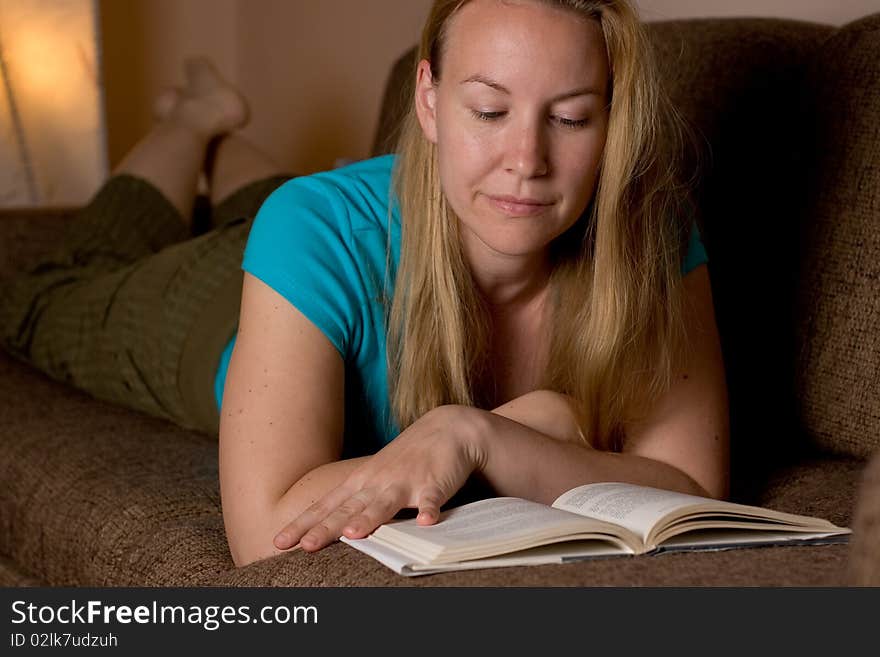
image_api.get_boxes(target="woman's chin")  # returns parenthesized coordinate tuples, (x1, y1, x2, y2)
(463, 229, 558, 261)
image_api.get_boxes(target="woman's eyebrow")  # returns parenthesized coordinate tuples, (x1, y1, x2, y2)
(460, 74, 603, 101)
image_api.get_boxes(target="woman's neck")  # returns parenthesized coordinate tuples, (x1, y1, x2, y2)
(463, 239, 552, 310)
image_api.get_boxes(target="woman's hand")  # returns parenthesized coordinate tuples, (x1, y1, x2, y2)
(272, 404, 488, 552)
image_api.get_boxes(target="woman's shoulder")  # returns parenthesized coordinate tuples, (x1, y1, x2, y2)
(325, 154, 396, 180)
(262, 154, 397, 231)
(270, 154, 395, 200)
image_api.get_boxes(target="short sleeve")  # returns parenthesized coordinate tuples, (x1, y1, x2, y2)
(242, 177, 365, 358)
(681, 220, 709, 276)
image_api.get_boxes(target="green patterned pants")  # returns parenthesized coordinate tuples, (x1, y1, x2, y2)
(0, 174, 290, 435)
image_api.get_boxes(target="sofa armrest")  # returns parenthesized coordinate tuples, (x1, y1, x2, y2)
(848, 449, 880, 585)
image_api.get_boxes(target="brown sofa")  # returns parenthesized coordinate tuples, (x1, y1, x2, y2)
(2, 14, 879, 587)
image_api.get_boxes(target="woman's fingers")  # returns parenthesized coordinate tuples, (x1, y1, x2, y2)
(299, 492, 372, 551)
(276, 482, 449, 552)
(273, 485, 361, 550)
(342, 490, 404, 538)
(416, 485, 445, 525)
(273, 407, 483, 553)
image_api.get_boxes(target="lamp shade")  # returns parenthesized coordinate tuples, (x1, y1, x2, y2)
(0, 0, 107, 207)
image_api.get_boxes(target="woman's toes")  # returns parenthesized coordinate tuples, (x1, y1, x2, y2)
(179, 58, 250, 134)
(184, 57, 227, 95)
(152, 87, 182, 122)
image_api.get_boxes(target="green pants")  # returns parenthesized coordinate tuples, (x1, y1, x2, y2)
(0, 174, 290, 435)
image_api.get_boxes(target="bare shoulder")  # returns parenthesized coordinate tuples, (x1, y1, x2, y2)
(622, 264, 730, 499)
(221, 272, 345, 465)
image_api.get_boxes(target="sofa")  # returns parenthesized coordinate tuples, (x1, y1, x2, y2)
(1, 13, 879, 587)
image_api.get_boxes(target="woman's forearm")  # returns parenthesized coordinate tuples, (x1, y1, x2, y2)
(489, 390, 588, 445)
(231, 455, 371, 566)
(472, 409, 709, 505)
(237, 390, 704, 564)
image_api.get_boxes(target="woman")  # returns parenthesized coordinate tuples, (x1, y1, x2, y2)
(0, 0, 729, 569)
(223, 0, 728, 566)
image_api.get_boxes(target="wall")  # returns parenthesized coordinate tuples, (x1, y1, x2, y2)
(100, 0, 431, 175)
(100, 0, 878, 177)
(99, 0, 239, 172)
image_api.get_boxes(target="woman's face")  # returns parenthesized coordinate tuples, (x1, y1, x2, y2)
(415, 0, 610, 262)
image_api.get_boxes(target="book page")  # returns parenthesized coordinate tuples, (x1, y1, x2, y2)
(374, 497, 614, 549)
(341, 536, 627, 577)
(552, 482, 712, 541)
(655, 527, 851, 552)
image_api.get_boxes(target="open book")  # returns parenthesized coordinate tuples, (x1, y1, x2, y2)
(340, 482, 851, 576)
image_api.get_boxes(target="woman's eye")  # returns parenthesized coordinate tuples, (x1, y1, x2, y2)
(471, 110, 505, 122)
(553, 116, 589, 129)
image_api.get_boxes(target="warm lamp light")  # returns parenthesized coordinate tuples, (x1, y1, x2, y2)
(0, 30, 37, 204)
(0, 0, 107, 207)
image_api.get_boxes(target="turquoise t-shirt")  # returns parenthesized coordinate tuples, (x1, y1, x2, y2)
(213, 154, 708, 453)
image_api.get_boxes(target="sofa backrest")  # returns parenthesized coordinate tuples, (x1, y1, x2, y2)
(791, 13, 880, 461)
(370, 14, 880, 492)
(645, 19, 832, 490)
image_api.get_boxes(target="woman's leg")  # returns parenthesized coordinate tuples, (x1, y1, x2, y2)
(1, 215, 253, 434)
(208, 134, 287, 210)
(0, 59, 261, 434)
(116, 58, 249, 223)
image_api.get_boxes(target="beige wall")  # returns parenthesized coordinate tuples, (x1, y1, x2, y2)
(100, 0, 878, 175)
(101, 0, 430, 174)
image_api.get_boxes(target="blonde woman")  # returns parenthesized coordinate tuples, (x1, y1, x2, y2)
(224, 0, 728, 566)
(0, 0, 729, 569)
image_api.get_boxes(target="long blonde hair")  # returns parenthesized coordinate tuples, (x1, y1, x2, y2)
(388, 0, 693, 451)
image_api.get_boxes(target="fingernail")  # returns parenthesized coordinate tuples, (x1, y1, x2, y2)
(274, 532, 289, 548)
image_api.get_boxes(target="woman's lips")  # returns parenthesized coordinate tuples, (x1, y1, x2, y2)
(486, 194, 554, 217)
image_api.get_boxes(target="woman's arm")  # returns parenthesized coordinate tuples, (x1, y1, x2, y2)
(219, 273, 370, 567)
(476, 263, 729, 502)
(222, 281, 588, 566)
(489, 390, 589, 446)
(273, 264, 728, 552)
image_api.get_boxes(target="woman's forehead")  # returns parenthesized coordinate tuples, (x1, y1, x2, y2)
(441, 0, 608, 94)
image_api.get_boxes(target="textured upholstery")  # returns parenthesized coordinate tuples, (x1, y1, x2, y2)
(0, 342, 863, 585)
(791, 14, 880, 459)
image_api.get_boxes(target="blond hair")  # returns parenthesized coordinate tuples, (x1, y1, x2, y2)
(388, 0, 694, 451)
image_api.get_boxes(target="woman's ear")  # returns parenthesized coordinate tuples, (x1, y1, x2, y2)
(414, 59, 438, 144)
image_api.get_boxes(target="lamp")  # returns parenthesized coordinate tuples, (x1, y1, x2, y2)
(0, 31, 37, 204)
(0, 0, 107, 208)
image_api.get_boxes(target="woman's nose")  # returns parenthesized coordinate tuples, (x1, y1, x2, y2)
(504, 122, 549, 178)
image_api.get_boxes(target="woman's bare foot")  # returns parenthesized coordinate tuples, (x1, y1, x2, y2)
(152, 86, 182, 122)
(160, 58, 249, 140)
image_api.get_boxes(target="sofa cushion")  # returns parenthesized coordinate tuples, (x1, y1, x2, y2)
(792, 14, 880, 459)
(0, 345, 864, 586)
